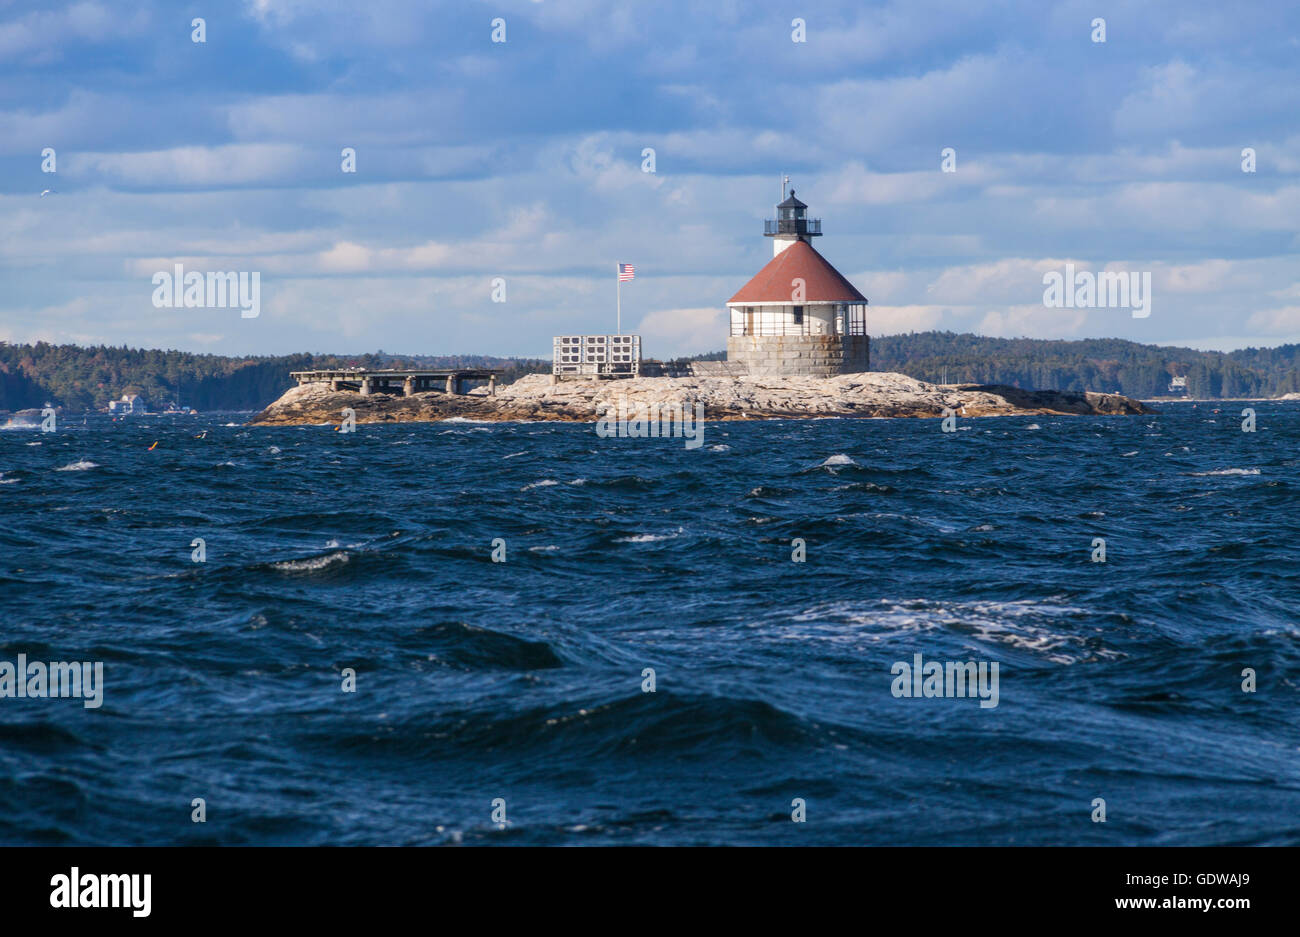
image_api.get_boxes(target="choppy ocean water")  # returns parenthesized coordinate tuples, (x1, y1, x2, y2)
(1, 402, 1297, 846)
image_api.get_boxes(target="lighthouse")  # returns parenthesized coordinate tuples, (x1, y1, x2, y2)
(724, 186, 869, 376)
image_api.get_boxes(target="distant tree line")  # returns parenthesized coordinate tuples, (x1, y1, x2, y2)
(867, 332, 1300, 398)
(0, 342, 550, 412)
(5, 333, 1296, 411)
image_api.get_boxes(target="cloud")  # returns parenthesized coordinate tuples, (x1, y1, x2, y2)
(867, 305, 947, 334)
(978, 304, 1090, 339)
(1246, 305, 1300, 334)
(75, 145, 307, 187)
(635, 307, 727, 357)
(2, 1, 1299, 357)
(0, 2, 144, 65)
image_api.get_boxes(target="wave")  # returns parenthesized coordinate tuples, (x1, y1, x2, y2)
(395, 621, 564, 671)
(584, 474, 655, 490)
(306, 691, 817, 762)
(746, 485, 795, 498)
(1186, 468, 1260, 477)
(521, 479, 559, 491)
(54, 460, 98, 472)
(269, 550, 351, 573)
(830, 481, 896, 493)
(614, 528, 683, 543)
(786, 597, 1125, 666)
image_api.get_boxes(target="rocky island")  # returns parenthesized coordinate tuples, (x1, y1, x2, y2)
(246, 186, 1158, 429)
(247, 372, 1154, 426)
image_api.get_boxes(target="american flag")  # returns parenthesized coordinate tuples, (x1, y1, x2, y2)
(618, 263, 635, 282)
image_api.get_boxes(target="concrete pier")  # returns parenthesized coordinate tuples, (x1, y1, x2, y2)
(290, 368, 500, 396)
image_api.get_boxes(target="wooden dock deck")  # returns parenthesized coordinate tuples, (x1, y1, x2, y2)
(290, 368, 500, 396)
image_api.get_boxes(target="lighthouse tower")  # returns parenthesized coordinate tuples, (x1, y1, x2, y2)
(724, 186, 869, 376)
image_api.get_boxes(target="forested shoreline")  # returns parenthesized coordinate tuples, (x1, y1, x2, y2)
(2, 332, 1296, 412)
(867, 332, 1300, 399)
(0, 344, 550, 412)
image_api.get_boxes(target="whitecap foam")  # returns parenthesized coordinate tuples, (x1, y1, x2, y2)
(785, 597, 1123, 665)
(1188, 468, 1260, 477)
(615, 527, 683, 543)
(821, 454, 855, 467)
(55, 460, 98, 471)
(521, 479, 559, 491)
(271, 551, 350, 573)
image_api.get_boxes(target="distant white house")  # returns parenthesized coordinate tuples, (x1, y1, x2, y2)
(108, 393, 145, 415)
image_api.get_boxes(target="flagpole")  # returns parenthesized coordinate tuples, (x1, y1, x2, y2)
(616, 266, 621, 335)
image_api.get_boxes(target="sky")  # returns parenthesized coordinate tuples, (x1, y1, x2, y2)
(1, 0, 1298, 360)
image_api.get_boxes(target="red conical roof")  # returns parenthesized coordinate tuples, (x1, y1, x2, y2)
(727, 240, 867, 305)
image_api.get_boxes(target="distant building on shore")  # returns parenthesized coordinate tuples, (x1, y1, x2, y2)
(108, 393, 144, 415)
(725, 186, 869, 376)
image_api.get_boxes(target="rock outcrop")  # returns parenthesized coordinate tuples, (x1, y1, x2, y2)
(248, 372, 1155, 426)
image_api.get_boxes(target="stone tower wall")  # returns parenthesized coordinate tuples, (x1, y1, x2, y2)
(725, 335, 869, 377)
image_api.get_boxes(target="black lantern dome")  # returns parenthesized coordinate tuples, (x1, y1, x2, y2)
(765, 188, 821, 238)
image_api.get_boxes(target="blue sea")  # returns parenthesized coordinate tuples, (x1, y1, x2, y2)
(2, 402, 1297, 845)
